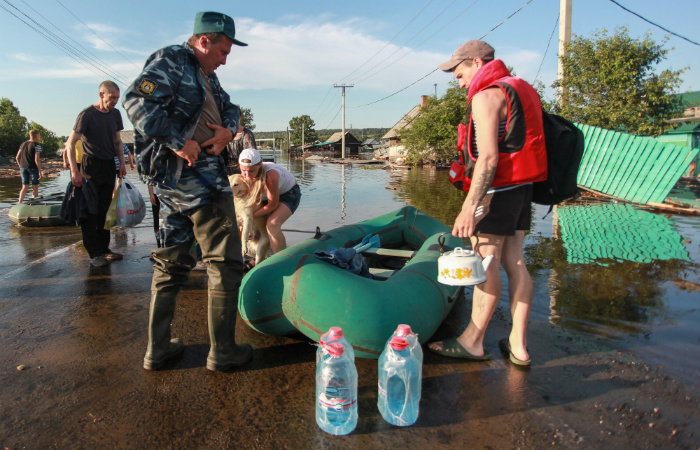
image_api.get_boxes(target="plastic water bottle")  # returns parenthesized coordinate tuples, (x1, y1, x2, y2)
(316, 326, 355, 365)
(378, 336, 422, 426)
(392, 324, 423, 362)
(316, 342, 358, 435)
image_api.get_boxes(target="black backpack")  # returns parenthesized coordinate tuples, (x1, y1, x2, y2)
(532, 112, 585, 206)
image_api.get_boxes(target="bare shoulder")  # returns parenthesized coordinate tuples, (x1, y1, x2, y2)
(473, 87, 508, 121)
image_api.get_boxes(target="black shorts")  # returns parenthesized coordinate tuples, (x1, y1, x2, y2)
(474, 184, 532, 236)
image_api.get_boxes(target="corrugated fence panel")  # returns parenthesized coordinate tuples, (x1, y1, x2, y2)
(576, 124, 699, 204)
(557, 203, 690, 264)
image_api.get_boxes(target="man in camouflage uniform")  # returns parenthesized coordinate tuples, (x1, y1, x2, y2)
(123, 11, 252, 371)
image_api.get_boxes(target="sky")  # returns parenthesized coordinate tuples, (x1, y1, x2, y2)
(1, 0, 698, 138)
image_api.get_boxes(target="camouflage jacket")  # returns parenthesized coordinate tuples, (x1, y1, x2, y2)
(122, 43, 240, 200)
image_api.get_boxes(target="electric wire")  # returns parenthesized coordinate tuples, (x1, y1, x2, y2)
(351, 0, 534, 109)
(352, 0, 482, 85)
(534, 14, 559, 83)
(0, 2, 131, 86)
(313, 0, 437, 121)
(54, 0, 143, 68)
(608, 0, 699, 47)
(16, 0, 132, 84)
(348, 0, 459, 85)
(322, 107, 342, 130)
(338, 0, 435, 84)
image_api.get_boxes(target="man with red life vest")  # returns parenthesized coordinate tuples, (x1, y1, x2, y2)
(429, 40, 547, 366)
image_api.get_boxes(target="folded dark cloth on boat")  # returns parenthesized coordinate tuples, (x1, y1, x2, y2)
(314, 247, 373, 279)
(59, 179, 99, 226)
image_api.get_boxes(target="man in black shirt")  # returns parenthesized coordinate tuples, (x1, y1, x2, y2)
(16, 129, 42, 204)
(65, 80, 126, 267)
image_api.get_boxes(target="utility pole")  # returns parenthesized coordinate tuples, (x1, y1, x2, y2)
(334, 84, 353, 159)
(434, 83, 437, 98)
(301, 121, 305, 153)
(558, 0, 572, 106)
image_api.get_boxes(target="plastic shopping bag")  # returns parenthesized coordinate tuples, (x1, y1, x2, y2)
(104, 178, 122, 229)
(115, 178, 146, 227)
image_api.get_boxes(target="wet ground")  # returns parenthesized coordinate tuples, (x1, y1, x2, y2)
(1, 163, 699, 449)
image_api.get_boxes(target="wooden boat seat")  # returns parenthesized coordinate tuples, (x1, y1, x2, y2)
(361, 247, 415, 258)
(368, 267, 396, 280)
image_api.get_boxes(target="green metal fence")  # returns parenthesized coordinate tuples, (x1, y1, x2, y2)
(577, 124, 699, 204)
(557, 203, 690, 265)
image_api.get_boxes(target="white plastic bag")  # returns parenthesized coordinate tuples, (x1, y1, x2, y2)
(115, 178, 146, 227)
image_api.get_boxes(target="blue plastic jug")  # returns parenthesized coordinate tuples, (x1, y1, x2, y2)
(316, 342, 358, 435)
(378, 335, 422, 426)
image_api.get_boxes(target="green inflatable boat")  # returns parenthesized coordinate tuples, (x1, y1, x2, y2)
(238, 206, 463, 358)
(8, 194, 68, 227)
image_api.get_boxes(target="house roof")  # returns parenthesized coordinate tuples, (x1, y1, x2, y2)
(315, 131, 361, 146)
(676, 91, 700, 107)
(382, 104, 422, 140)
(361, 138, 379, 146)
(667, 122, 700, 134)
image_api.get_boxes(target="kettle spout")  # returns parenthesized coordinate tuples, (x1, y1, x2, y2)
(482, 255, 494, 272)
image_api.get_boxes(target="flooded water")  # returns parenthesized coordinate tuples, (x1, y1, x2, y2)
(1, 156, 699, 385)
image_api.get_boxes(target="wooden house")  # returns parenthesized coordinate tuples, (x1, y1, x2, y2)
(313, 131, 361, 155)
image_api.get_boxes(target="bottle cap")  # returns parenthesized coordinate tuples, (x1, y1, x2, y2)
(389, 336, 409, 351)
(328, 326, 343, 338)
(396, 324, 412, 336)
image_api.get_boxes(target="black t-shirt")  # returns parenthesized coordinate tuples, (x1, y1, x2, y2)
(74, 106, 124, 160)
(17, 140, 42, 169)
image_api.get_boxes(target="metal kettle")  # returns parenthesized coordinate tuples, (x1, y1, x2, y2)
(437, 234, 493, 286)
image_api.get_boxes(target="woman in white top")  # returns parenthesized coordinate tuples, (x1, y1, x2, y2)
(238, 148, 302, 254)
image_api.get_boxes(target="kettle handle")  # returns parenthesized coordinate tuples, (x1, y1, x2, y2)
(439, 232, 481, 253)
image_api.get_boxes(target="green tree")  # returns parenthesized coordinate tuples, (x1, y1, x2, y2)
(289, 115, 317, 145)
(29, 121, 61, 157)
(401, 80, 466, 164)
(554, 27, 684, 136)
(240, 107, 256, 131)
(0, 98, 29, 157)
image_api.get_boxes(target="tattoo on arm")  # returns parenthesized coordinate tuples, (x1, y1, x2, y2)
(469, 164, 496, 205)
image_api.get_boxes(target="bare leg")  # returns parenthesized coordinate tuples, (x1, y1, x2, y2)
(18, 185, 29, 204)
(429, 234, 504, 356)
(501, 230, 532, 362)
(32, 185, 39, 199)
(266, 203, 293, 254)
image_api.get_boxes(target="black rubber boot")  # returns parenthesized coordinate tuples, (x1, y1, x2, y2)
(143, 292, 185, 370)
(206, 290, 253, 371)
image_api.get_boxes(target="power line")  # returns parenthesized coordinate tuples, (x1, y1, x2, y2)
(323, 107, 342, 130)
(16, 0, 132, 83)
(338, 0, 435, 84)
(53, 0, 143, 68)
(0, 1, 131, 85)
(352, 0, 482, 85)
(608, 0, 699, 47)
(350, 0, 535, 108)
(348, 0, 459, 85)
(534, 14, 559, 82)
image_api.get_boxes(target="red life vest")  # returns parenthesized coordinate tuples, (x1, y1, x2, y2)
(449, 60, 547, 192)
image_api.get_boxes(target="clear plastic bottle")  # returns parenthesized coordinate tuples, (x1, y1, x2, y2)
(392, 324, 423, 362)
(316, 326, 355, 365)
(316, 342, 358, 435)
(377, 336, 422, 426)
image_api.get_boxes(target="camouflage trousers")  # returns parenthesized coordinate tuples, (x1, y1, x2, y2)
(151, 193, 243, 295)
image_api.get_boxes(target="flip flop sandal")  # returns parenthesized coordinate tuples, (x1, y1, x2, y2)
(499, 338, 531, 367)
(429, 337, 492, 361)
